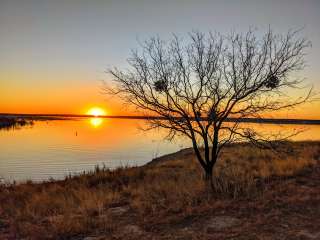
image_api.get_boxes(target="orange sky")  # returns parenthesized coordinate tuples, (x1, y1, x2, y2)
(0, 63, 318, 119)
(1, 76, 319, 119)
(0, 68, 129, 116)
(0, 66, 318, 118)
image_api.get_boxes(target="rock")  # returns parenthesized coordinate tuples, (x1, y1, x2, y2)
(108, 206, 129, 215)
(206, 216, 240, 233)
(297, 230, 320, 239)
(123, 225, 143, 235)
(83, 237, 105, 240)
(114, 225, 145, 238)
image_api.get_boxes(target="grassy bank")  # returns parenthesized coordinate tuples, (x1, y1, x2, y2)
(0, 141, 320, 239)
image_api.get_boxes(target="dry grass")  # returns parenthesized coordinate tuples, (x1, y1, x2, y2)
(0, 141, 319, 239)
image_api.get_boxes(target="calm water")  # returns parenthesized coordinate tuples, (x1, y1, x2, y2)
(1, 118, 320, 182)
(0, 118, 189, 182)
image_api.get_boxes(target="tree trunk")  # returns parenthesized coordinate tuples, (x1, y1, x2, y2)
(204, 164, 214, 191)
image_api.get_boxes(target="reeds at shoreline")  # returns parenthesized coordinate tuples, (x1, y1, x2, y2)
(0, 117, 33, 130)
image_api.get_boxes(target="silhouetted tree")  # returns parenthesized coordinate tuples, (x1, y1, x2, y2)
(106, 29, 312, 186)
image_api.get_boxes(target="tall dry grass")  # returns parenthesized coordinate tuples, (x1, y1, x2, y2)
(0, 141, 319, 239)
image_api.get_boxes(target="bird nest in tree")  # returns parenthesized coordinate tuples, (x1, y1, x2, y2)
(264, 75, 280, 89)
(154, 80, 168, 92)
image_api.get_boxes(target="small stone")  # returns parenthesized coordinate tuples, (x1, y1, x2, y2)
(108, 206, 129, 215)
(83, 237, 105, 240)
(206, 216, 240, 233)
(297, 230, 320, 239)
(123, 225, 143, 235)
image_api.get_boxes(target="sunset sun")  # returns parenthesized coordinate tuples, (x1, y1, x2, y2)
(86, 107, 107, 117)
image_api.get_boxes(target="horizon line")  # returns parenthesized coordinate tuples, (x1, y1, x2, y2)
(1, 113, 320, 125)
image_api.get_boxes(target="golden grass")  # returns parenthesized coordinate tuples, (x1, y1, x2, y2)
(0, 141, 319, 239)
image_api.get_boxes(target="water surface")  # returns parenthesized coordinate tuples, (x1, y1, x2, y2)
(0, 118, 319, 182)
(0, 118, 188, 182)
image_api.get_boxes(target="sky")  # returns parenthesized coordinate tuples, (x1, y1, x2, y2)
(0, 0, 319, 118)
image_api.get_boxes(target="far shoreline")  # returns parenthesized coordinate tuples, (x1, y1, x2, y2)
(1, 113, 320, 125)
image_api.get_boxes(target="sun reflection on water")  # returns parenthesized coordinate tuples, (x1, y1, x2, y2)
(90, 117, 103, 128)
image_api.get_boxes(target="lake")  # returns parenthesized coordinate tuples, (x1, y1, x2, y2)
(1, 118, 320, 182)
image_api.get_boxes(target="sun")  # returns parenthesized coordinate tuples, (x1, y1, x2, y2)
(86, 107, 107, 117)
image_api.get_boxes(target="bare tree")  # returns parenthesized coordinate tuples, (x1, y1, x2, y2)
(106, 29, 312, 184)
